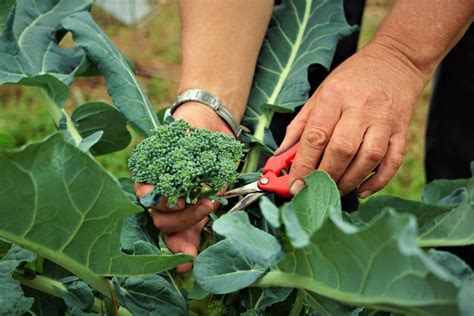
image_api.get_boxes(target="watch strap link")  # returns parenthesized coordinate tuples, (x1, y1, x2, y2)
(170, 89, 242, 138)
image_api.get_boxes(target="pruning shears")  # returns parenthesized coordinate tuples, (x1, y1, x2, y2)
(223, 143, 300, 212)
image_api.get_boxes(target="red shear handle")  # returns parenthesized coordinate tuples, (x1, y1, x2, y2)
(263, 143, 299, 175)
(257, 173, 292, 199)
(258, 143, 300, 199)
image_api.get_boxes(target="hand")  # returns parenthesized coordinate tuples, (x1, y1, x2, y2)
(278, 43, 426, 198)
(135, 102, 233, 273)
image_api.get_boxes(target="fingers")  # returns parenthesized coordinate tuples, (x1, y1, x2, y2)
(317, 112, 367, 183)
(288, 99, 341, 195)
(164, 218, 208, 273)
(276, 102, 313, 155)
(358, 132, 406, 198)
(151, 199, 219, 234)
(152, 198, 186, 212)
(134, 182, 154, 198)
(134, 183, 185, 211)
(337, 125, 390, 195)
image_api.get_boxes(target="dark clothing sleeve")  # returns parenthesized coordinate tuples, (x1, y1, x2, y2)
(425, 24, 474, 266)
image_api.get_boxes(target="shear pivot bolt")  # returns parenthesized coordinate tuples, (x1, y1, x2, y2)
(260, 177, 269, 185)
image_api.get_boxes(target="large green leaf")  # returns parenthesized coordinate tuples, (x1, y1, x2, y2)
(256, 208, 468, 314)
(194, 239, 266, 294)
(359, 175, 474, 247)
(113, 275, 187, 316)
(0, 0, 92, 106)
(278, 172, 340, 249)
(0, 134, 191, 295)
(243, 0, 354, 138)
(120, 212, 160, 256)
(281, 203, 310, 248)
(259, 196, 281, 228)
(62, 12, 160, 136)
(213, 211, 283, 267)
(291, 171, 340, 235)
(71, 102, 132, 156)
(62, 278, 95, 312)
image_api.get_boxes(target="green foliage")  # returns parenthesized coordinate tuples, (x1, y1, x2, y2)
(259, 196, 281, 228)
(200, 172, 474, 314)
(113, 275, 187, 315)
(0, 244, 36, 315)
(359, 171, 474, 247)
(0, 0, 14, 33)
(62, 11, 160, 136)
(194, 239, 266, 294)
(0, 134, 191, 296)
(242, 0, 356, 171)
(241, 287, 292, 312)
(0, 0, 92, 106)
(128, 119, 244, 205)
(213, 211, 283, 267)
(1, 0, 474, 315)
(71, 102, 132, 156)
(207, 300, 227, 316)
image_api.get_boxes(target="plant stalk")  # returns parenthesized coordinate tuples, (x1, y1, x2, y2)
(14, 272, 132, 316)
(39, 89, 83, 146)
(242, 113, 271, 173)
(0, 229, 115, 302)
(289, 290, 305, 316)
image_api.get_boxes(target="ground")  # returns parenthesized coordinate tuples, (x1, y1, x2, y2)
(0, 0, 429, 200)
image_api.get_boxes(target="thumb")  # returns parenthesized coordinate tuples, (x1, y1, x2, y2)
(175, 243, 197, 274)
(164, 235, 198, 274)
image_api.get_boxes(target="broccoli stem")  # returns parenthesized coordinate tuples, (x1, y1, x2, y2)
(289, 290, 305, 316)
(14, 271, 132, 315)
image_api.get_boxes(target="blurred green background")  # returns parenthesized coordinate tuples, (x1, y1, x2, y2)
(0, 0, 429, 200)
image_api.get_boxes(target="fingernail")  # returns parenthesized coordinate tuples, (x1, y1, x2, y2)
(359, 190, 372, 199)
(290, 179, 305, 195)
(195, 203, 210, 217)
(169, 204, 181, 211)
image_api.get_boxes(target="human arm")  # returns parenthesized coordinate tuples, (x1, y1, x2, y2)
(135, 0, 273, 273)
(280, 0, 474, 197)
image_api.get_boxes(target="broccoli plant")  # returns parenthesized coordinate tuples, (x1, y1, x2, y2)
(128, 119, 244, 206)
(1, 0, 474, 315)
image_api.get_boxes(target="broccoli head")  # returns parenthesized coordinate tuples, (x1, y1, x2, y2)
(128, 119, 244, 206)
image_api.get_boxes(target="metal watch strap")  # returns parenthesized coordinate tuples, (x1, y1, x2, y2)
(170, 89, 242, 138)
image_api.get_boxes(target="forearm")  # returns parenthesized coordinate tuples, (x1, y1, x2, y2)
(370, 0, 474, 81)
(177, 0, 273, 121)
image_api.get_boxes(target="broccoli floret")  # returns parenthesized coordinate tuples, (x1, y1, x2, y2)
(128, 119, 244, 206)
(207, 300, 227, 316)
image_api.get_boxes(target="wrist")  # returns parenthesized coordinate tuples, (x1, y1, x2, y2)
(367, 35, 431, 85)
(172, 102, 234, 136)
(363, 39, 427, 90)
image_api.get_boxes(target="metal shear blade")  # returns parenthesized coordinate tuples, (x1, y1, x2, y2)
(222, 181, 261, 198)
(228, 192, 265, 213)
